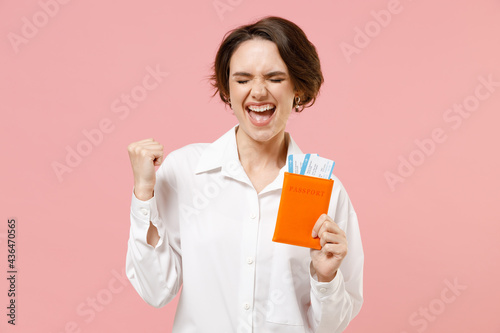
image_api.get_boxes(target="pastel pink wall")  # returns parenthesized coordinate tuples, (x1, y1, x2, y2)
(1, 0, 499, 332)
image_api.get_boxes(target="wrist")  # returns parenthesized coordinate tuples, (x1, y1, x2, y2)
(310, 262, 337, 282)
(134, 186, 154, 201)
(317, 270, 337, 283)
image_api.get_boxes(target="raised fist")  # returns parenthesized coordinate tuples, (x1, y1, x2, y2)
(127, 138, 164, 200)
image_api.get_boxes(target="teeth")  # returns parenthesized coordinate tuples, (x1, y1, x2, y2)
(247, 104, 275, 112)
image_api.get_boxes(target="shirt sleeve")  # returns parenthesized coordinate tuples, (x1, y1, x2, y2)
(125, 152, 183, 308)
(306, 181, 364, 333)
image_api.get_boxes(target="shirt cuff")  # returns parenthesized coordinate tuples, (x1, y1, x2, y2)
(309, 263, 343, 300)
(130, 189, 162, 248)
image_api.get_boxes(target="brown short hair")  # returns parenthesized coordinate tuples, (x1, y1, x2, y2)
(209, 16, 324, 112)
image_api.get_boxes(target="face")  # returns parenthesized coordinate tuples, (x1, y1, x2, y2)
(228, 38, 298, 144)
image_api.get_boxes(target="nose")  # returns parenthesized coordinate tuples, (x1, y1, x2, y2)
(250, 79, 268, 99)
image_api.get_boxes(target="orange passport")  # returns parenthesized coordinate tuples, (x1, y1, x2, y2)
(272, 172, 334, 249)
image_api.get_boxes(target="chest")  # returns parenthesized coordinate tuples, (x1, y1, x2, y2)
(246, 168, 282, 194)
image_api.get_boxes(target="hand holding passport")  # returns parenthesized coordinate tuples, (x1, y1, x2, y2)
(272, 154, 335, 249)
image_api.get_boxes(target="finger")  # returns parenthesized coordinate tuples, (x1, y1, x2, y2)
(321, 243, 348, 258)
(135, 148, 164, 166)
(153, 153, 164, 165)
(312, 213, 328, 238)
(137, 145, 160, 151)
(317, 220, 332, 239)
(317, 219, 345, 239)
(319, 232, 345, 247)
(147, 149, 164, 162)
(128, 143, 160, 155)
(128, 139, 154, 150)
(135, 144, 163, 153)
(138, 145, 163, 155)
(135, 138, 155, 143)
(139, 142, 163, 147)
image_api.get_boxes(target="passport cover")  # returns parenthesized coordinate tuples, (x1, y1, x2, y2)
(273, 172, 334, 249)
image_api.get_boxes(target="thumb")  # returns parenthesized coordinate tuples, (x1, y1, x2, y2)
(153, 154, 163, 166)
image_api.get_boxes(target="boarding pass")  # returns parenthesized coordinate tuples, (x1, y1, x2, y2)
(287, 153, 335, 179)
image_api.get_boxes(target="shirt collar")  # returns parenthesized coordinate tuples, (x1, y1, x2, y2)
(194, 124, 303, 193)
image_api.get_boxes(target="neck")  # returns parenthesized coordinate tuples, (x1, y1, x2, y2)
(235, 125, 288, 173)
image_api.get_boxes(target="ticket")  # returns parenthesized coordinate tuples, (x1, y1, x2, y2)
(287, 154, 294, 173)
(287, 154, 319, 174)
(303, 155, 335, 179)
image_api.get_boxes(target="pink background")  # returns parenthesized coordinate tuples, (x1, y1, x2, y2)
(1, 0, 499, 332)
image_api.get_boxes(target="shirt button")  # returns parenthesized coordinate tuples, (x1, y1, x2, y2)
(319, 287, 328, 294)
(140, 208, 148, 216)
(250, 212, 257, 219)
(247, 257, 254, 265)
(243, 303, 250, 310)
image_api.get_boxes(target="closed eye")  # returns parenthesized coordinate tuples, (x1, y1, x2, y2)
(236, 79, 284, 84)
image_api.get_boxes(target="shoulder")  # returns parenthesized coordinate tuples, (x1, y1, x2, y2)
(155, 143, 209, 188)
(159, 142, 210, 178)
(165, 142, 210, 166)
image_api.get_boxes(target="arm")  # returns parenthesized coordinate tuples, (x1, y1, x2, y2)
(307, 183, 364, 332)
(125, 152, 183, 308)
(134, 186, 160, 248)
(134, 187, 160, 247)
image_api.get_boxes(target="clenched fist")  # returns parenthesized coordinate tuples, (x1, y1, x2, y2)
(127, 138, 164, 201)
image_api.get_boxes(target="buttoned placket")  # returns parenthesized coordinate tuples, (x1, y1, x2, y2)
(197, 125, 304, 332)
(239, 187, 259, 330)
(220, 163, 259, 332)
(233, 170, 289, 333)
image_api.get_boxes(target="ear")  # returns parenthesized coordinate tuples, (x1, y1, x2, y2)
(293, 88, 304, 98)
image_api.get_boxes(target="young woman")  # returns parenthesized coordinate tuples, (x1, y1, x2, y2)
(126, 16, 363, 333)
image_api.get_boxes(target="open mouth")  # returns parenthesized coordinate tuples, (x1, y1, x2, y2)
(246, 105, 276, 124)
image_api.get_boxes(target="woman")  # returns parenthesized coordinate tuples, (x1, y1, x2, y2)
(126, 16, 363, 333)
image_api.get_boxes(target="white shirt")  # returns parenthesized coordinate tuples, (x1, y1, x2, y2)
(126, 124, 364, 333)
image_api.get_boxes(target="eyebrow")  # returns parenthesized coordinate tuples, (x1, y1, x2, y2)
(232, 71, 287, 77)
